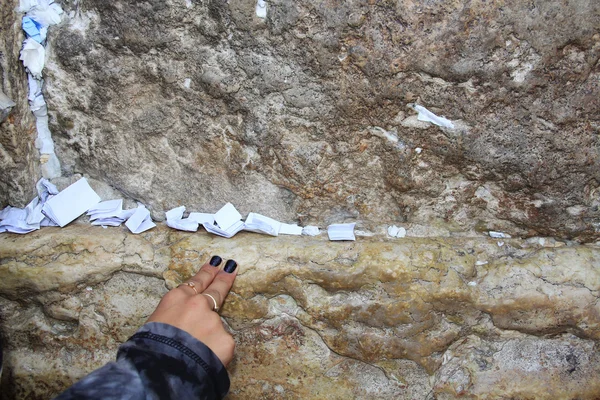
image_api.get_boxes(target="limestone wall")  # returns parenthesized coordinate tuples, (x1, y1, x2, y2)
(0, 0, 40, 208)
(35, 0, 600, 240)
(1, 226, 599, 398)
(2, 0, 600, 398)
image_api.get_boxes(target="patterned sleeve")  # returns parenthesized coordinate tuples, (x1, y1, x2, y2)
(55, 322, 230, 400)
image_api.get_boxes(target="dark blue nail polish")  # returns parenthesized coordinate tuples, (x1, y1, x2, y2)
(224, 260, 237, 273)
(210, 256, 222, 267)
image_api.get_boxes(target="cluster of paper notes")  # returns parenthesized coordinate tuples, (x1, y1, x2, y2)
(165, 203, 321, 239)
(0, 177, 362, 241)
(87, 199, 134, 227)
(0, 179, 58, 233)
(19, 0, 64, 179)
(0, 178, 154, 235)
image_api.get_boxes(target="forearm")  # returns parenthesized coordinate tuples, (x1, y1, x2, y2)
(55, 322, 230, 400)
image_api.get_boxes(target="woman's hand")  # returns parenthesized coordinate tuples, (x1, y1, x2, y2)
(147, 256, 238, 366)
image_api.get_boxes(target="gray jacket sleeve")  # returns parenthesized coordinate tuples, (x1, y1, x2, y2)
(55, 322, 230, 400)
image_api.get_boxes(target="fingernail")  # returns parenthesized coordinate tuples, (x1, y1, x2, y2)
(224, 259, 237, 273)
(210, 255, 222, 267)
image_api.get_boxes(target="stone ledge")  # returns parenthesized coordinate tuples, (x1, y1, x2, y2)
(1, 224, 599, 399)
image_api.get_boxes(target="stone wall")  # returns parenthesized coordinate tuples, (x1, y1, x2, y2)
(37, 0, 600, 240)
(2, 1, 600, 399)
(0, 0, 40, 208)
(1, 226, 599, 398)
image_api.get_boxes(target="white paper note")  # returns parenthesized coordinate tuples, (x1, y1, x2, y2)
(125, 205, 156, 234)
(165, 206, 185, 221)
(244, 212, 281, 236)
(188, 212, 215, 225)
(256, 0, 267, 18)
(0, 206, 13, 220)
(42, 178, 101, 227)
(36, 178, 58, 202)
(411, 104, 454, 129)
(0, 207, 39, 234)
(214, 203, 243, 231)
(28, 1, 64, 26)
(86, 200, 137, 227)
(0, 178, 62, 234)
(489, 231, 511, 239)
(388, 225, 407, 238)
(20, 39, 46, 78)
(202, 220, 245, 238)
(165, 206, 200, 232)
(18, 0, 39, 13)
(25, 197, 45, 225)
(168, 218, 200, 232)
(301, 226, 320, 236)
(327, 223, 356, 241)
(279, 223, 303, 236)
(91, 218, 124, 227)
(87, 199, 122, 215)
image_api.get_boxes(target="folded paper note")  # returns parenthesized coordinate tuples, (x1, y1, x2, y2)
(244, 212, 281, 236)
(0, 207, 38, 234)
(27, 1, 63, 27)
(87, 199, 122, 215)
(22, 16, 46, 43)
(388, 225, 407, 238)
(168, 218, 200, 232)
(88, 199, 135, 227)
(0, 178, 59, 234)
(36, 178, 58, 202)
(256, 0, 267, 18)
(25, 197, 44, 225)
(125, 205, 156, 234)
(327, 223, 356, 241)
(188, 212, 215, 225)
(18, 0, 38, 12)
(214, 202, 243, 232)
(202, 220, 245, 238)
(301, 226, 320, 236)
(279, 223, 303, 235)
(410, 104, 454, 129)
(165, 206, 185, 222)
(42, 178, 101, 227)
(489, 231, 511, 239)
(20, 39, 45, 78)
(165, 206, 200, 232)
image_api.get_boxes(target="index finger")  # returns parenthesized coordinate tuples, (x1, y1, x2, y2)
(202, 259, 238, 309)
(180, 255, 224, 294)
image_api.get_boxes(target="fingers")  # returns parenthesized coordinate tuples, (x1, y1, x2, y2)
(148, 256, 239, 367)
(178, 255, 224, 295)
(202, 260, 238, 309)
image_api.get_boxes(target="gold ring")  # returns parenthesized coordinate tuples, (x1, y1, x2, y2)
(202, 293, 219, 312)
(179, 281, 198, 295)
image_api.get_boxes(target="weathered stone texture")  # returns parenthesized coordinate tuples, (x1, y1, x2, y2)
(1, 225, 599, 398)
(3, 0, 600, 398)
(0, 0, 40, 208)
(40, 0, 600, 240)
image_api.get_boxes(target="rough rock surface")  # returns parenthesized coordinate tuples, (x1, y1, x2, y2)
(1, 225, 599, 399)
(38, 0, 600, 240)
(2, 0, 600, 398)
(0, 1, 40, 208)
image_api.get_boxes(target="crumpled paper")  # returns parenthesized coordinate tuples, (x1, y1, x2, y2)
(20, 39, 45, 78)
